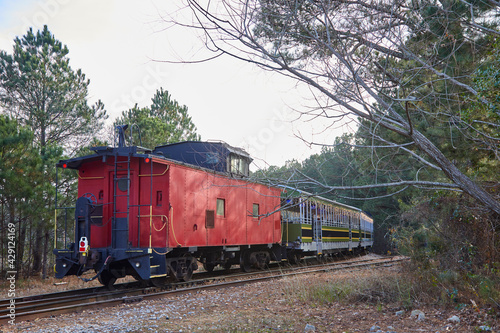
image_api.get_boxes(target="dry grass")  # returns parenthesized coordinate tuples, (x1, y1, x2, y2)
(9, 262, 500, 332)
(281, 260, 500, 316)
(282, 265, 428, 310)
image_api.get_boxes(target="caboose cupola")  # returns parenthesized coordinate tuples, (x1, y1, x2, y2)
(154, 141, 252, 177)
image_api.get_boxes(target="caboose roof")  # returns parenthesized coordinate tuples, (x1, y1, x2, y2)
(154, 141, 251, 160)
(57, 141, 252, 177)
(153, 141, 252, 176)
(56, 145, 154, 169)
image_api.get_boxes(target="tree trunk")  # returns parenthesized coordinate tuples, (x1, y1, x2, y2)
(42, 230, 49, 279)
(31, 225, 43, 275)
(18, 217, 26, 278)
(411, 130, 500, 215)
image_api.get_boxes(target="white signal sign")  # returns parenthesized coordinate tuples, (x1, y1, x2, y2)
(79, 237, 88, 253)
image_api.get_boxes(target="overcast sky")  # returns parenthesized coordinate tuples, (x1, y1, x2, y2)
(0, 0, 348, 168)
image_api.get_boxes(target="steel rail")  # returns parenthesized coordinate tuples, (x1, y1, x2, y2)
(0, 256, 407, 325)
(0, 254, 381, 309)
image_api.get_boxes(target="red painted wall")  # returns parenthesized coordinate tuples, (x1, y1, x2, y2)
(77, 156, 281, 250)
(167, 162, 281, 248)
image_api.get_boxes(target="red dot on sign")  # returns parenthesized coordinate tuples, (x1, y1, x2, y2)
(63, 163, 67, 168)
(145, 158, 150, 163)
(80, 241, 85, 247)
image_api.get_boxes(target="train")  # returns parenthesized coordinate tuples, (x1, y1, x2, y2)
(53, 125, 373, 287)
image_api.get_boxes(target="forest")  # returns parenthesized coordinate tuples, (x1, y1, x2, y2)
(1, 0, 500, 306)
(172, 0, 500, 305)
(0, 26, 200, 279)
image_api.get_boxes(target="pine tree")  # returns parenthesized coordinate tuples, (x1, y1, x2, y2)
(0, 115, 44, 276)
(0, 25, 107, 151)
(114, 88, 200, 148)
(0, 26, 107, 276)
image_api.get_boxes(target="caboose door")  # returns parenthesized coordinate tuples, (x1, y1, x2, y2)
(109, 170, 138, 249)
(137, 160, 170, 248)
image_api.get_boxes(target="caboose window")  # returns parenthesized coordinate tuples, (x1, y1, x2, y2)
(216, 198, 225, 217)
(117, 177, 129, 192)
(156, 191, 163, 207)
(230, 154, 249, 176)
(205, 152, 220, 164)
(252, 203, 259, 219)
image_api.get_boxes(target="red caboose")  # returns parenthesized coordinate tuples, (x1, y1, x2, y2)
(54, 126, 282, 286)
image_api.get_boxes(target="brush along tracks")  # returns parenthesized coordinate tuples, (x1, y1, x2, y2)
(0, 255, 407, 325)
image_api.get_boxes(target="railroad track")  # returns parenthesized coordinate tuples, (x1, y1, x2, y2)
(0, 255, 407, 325)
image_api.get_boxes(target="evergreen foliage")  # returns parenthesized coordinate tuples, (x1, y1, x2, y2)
(240, 0, 500, 299)
(114, 88, 200, 148)
(0, 25, 107, 151)
(0, 26, 106, 277)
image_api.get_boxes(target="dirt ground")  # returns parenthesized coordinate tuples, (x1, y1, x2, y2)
(2, 262, 499, 332)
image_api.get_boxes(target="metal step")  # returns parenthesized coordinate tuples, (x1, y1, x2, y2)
(150, 274, 167, 278)
(150, 264, 160, 276)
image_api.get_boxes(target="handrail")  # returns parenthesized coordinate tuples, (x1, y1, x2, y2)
(136, 210, 168, 248)
(170, 206, 182, 246)
(149, 205, 152, 248)
(54, 209, 57, 248)
(54, 206, 75, 249)
(137, 214, 168, 222)
(138, 164, 169, 177)
(78, 174, 105, 180)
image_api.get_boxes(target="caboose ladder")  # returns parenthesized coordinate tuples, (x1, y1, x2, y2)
(112, 152, 131, 249)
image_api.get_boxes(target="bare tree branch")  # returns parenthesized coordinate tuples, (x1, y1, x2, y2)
(164, 0, 500, 214)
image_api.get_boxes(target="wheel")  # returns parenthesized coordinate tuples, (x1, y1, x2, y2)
(150, 276, 169, 288)
(203, 262, 215, 273)
(240, 251, 252, 272)
(223, 262, 232, 271)
(98, 270, 117, 289)
(316, 254, 326, 263)
(288, 252, 299, 265)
